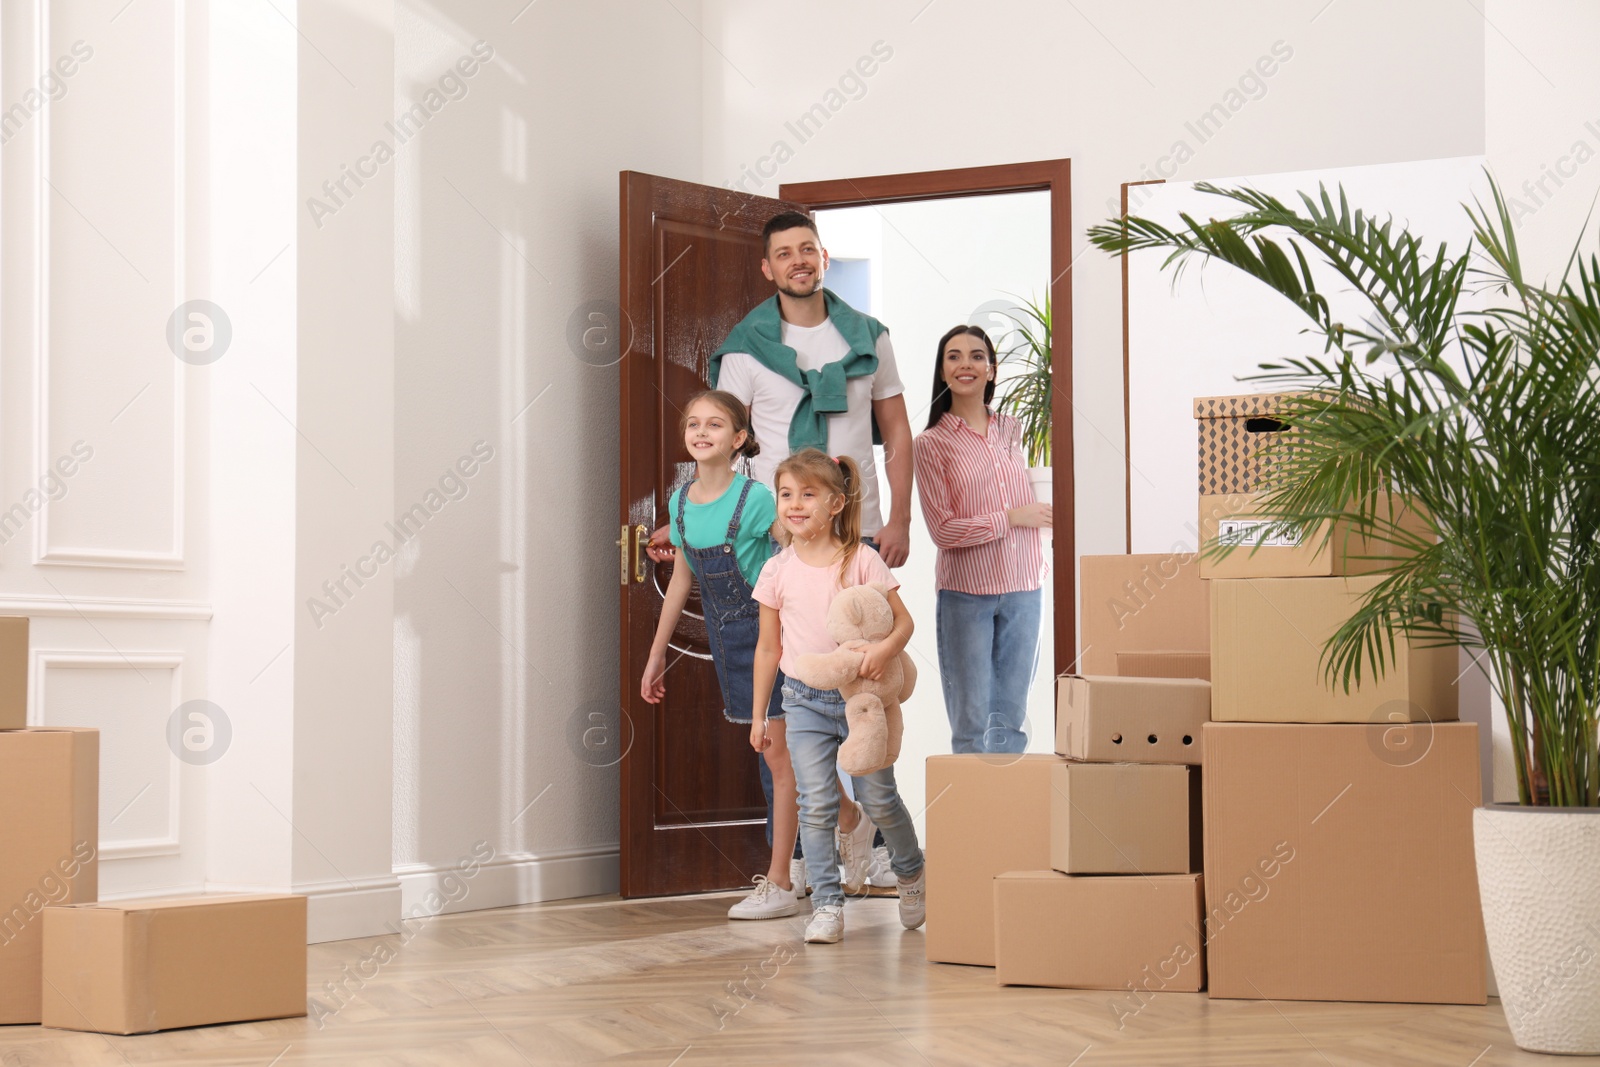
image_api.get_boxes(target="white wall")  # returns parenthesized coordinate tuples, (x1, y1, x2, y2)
(387, 0, 705, 911)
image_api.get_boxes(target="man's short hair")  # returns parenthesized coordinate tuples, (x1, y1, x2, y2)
(762, 211, 818, 255)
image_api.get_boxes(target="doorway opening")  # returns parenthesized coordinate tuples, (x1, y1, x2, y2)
(809, 191, 1055, 818)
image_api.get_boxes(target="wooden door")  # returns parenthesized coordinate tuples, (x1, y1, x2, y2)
(618, 172, 808, 897)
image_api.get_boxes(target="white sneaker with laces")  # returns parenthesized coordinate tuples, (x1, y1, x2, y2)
(790, 857, 812, 896)
(805, 903, 845, 944)
(862, 844, 897, 897)
(728, 875, 803, 921)
(837, 803, 876, 894)
(898, 867, 926, 930)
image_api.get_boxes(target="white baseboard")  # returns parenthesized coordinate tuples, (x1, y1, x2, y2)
(393, 844, 618, 918)
(297, 875, 403, 944)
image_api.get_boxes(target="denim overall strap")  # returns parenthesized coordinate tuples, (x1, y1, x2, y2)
(722, 476, 755, 547)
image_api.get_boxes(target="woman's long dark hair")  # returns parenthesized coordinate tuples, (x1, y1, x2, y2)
(925, 324, 997, 430)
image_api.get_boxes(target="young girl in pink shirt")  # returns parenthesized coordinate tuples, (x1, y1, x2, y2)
(751, 449, 926, 944)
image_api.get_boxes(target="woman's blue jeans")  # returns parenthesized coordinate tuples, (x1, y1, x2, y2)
(782, 679, 924, 908)
(936, 587, 1042, 754)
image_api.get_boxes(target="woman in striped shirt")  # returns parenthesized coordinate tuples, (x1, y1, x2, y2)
(912, 325, 1051, 754)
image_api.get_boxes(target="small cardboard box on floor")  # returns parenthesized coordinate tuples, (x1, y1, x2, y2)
(1055, 675, 1209, 764)
(0, 727, 98, 1025)
(1051, 762, 1200, 875)
(1210, 575, 1458, 723)
(1203, 721, 1486, 1004)
(994, 872, 1205, 992)
(1078, 555, 1209, 676)
(925, 754, 1057, 967)
(42, 894, 307, 1034)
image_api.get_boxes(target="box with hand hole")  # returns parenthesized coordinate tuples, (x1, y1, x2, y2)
(1054, 675, 1210, 765)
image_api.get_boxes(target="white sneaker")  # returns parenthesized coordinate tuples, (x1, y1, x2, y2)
(728, 876, 803, 921)
(837, 803, 875, 894)
(805, 904, 844, 944)
(898, 868, 926, 930)
(790, 857, 812, 896)
(862, 845, 897, 897)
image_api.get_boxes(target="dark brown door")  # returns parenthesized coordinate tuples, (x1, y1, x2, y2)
(618, 172, 808, 897)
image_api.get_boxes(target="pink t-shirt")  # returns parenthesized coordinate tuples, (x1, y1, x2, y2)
(753, 544, 900, 678)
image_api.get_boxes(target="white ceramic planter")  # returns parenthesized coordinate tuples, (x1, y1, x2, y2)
(1027, 467, 1051, 542)
(1474, 804, 1600, 1054)
(1027, 465, 1052, 506)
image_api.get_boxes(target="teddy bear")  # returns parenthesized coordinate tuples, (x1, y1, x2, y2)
(790, 582, 917, 776)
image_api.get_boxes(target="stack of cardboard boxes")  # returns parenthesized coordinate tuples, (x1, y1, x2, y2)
(922, 392, 1487, 1007)
(924, 554, 1215, 996)
(1197, 392, 1486, 1004)
(0, 618, 309, 1034)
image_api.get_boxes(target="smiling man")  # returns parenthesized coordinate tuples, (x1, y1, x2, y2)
(709, 211, 914, 569)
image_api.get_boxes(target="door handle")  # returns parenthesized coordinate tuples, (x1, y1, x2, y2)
(618, 524, 629, 587)
(633, 524, 649, 583)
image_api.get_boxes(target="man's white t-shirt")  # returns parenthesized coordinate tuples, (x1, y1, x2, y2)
(718, 319, 904, 538)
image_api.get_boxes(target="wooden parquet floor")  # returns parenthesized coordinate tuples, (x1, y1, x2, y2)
(0, 890, 1592, 1066)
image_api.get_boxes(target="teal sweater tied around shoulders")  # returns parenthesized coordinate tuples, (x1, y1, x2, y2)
(708, 289, 888, 454)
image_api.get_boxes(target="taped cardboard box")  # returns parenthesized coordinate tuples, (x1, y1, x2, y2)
(1199, 491, 1433, 580)
(42, 894, 307, 1034)
(1210, 575, 1458, 723)
(0, 727, 98, 1025)
(0, 616, 28, 729)
(1116, 650, 1210, 681)
(1079, 555, 1209, 677)
(925, 754, 1058, 967)
(1055, 675, 1209, 765)
(994, 872, 1205, 992)
(1203, 722, 1485, 1004)
(1051, 762, 1200, 875)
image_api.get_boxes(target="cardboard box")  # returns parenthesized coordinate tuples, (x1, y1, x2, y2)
(1210, 576, 1458, 723)
(42, 894, 307, 1034)
(1051, 762, 1199, 875)
(1200, 492, 1432, 580)
(1116, 650, 1210, 681)
(994, 872, 1205, 992)
(1079, 555, 1209, 676)
(0, 728, 98, 1025)
(925, 754, 1057, 966)
(0, 616, 29, 729)
(1195, 392, 1302, 496)
(1055, 675, 1209, 765)
(1203, 722, 1485, 1004)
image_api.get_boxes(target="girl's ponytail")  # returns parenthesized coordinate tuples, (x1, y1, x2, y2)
(833, 454, 864, 586)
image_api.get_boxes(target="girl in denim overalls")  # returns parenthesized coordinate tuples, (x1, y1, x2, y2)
(641, 391, 803, 921)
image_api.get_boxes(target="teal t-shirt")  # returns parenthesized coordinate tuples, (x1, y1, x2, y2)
(667, 474, 776, 587)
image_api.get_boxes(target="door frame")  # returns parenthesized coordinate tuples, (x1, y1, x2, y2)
(781, 159, 1076, 675)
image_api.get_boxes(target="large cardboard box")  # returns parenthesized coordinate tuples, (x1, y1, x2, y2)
(1055, 675, 1209, 765)
(42, 894, 307, 1034)
(1078, 555, 1209, 676)
(0, 728, 98, 1024)
(0, 616, 28, 729)
(1203, 722, 1485, 1003)
(1199, 492, 1432, 580)
(1210, 576, 1458, 723)
(926, 754, 1057, 967)
(1051, 762, 1200, 875)
(1116, 650, 1210, 681)
(994, 872, 1205, 992)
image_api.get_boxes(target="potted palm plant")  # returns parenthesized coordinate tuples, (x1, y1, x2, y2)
(993, 294, 1052, 507)
(1089, 179, 1600, 1054)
